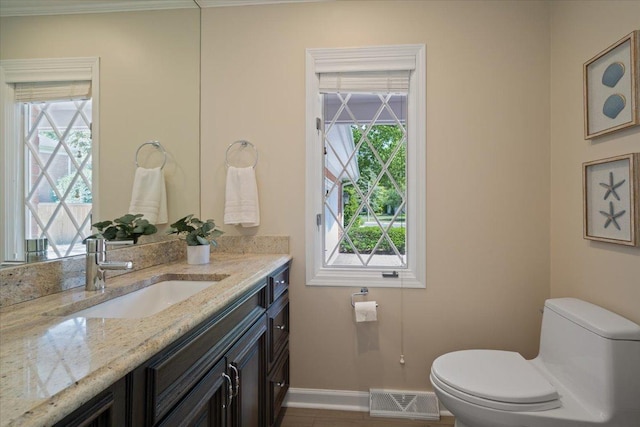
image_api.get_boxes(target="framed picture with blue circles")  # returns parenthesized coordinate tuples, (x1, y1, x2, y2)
(583, 153, 639, 246)
(584, 31, 639, 139)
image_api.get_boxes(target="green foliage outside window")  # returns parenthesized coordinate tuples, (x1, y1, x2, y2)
(45, 129, 93, 204)
(351, 124, 406, 196)
(342, 185, 363, 228)
(340, 226, 406, 255)
(52, 174, 92, 203)
(341, 124, 406, 254)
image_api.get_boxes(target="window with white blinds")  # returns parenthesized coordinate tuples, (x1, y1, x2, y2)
(305, 45, 426, 289)
(318, 70, 410, 94)
(14, 80, 92, 103)
(0, 58, 98, 263)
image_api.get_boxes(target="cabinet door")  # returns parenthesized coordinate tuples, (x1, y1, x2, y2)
(267, 350, 289, 427)
(53, 377, 126, 427)
(157, 358, 228, 427)
(147, 282, 266, 425)
(226, 315, 267, 427)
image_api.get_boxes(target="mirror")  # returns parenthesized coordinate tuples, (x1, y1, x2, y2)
(0, 1, 202, 266)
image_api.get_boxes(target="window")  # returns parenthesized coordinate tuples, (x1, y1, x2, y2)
(22, 97, 94, 258)
(0, 58, 99, 262)
(305, 45, 426, 288)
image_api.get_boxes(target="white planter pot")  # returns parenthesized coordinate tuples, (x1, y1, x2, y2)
(187, 245, 210, 265)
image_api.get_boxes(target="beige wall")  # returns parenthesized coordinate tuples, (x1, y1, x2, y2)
(201, 1, 551, 391)
(550, 1, 640, 324)
(5, 0, 636, 396)
(0, 8, 201, 225)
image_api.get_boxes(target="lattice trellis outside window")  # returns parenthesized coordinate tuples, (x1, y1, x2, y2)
(23, 99, 93, 258)
(322, 92, 407, 268)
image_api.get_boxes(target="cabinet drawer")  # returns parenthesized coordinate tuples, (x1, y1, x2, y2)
(268, 265, 289, 305)
(267, 293, 289, 371)
(267, 350, 289, 427)
(147, 282, 266, 425)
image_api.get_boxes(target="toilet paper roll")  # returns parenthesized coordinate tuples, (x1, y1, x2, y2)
(354, 301, 377, 322)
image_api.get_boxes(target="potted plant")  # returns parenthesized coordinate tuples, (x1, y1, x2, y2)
(86, 213, 157, 244)
(168, 214, 224, 264)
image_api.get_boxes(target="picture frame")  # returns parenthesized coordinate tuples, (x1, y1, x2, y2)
(583, 153, 639, 246)
(584, 31, 639, 139)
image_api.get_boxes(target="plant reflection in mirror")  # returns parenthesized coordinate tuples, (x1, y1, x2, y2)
(86, 214, 158, 244)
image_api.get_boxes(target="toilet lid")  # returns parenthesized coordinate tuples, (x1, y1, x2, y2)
(431, 350, 559, 405)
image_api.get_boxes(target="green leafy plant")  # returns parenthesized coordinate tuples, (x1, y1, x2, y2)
(340, 226, 405, 254)
(168, 214, 224, 246)
(87, 214, 158, 243)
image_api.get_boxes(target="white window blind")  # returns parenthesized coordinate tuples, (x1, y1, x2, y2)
(318, 70, 410, 94)
(14, 80, 91, 103)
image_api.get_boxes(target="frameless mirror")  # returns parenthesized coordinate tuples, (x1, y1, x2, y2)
(0, 0, 202, 266)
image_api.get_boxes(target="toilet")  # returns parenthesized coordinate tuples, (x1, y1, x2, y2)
(430, 298, 640, 427)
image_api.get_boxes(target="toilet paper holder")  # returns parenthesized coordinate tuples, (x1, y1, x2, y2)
(351, 287, 379, 307)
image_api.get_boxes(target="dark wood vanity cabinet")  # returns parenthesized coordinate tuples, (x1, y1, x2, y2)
(56, 262, 291, 427)
(156, 316, 267, 427)
(150, 261, 292, 427)
(141, 279, 268, 426)
(57, 262, 291, 427)
(266, 268, 290, 427)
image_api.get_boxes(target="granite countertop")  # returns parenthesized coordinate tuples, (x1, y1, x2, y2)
(0, 253, 291, 427)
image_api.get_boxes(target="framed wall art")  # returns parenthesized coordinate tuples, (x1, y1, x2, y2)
(584, 31, 639, 139)
(583, 153, 639, 246)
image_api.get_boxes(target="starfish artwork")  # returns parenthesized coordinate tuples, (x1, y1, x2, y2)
(599, 201, 626, 230)
(599, 171, 626, 201)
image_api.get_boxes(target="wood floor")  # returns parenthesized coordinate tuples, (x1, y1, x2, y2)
(280, 408, 455, 427)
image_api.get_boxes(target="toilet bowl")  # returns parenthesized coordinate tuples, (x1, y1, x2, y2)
(430, 298, 640, 427)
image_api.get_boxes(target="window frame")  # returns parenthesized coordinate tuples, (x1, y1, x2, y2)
(305, 45, 426, 288)
(0, 57, 99, 262)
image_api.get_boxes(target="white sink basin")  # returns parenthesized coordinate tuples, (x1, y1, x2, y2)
(72, 280, 217, 319)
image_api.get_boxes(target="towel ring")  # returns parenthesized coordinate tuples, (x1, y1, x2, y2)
(135, 141, 167, 169)
(225, 140, 258, 169)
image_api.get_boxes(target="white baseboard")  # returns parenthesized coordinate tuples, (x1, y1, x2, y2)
(283, 388, 369, 412)
(283, 387, 453, 417)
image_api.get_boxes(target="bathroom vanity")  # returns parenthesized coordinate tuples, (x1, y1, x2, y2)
(0, 248, 291, 427)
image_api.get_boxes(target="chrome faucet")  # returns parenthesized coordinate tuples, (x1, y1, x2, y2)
(85, 238, 133, 291)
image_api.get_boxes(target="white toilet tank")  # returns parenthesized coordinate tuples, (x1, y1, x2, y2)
(537, 298, 640, 422)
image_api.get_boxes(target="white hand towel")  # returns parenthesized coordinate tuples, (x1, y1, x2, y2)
(128, 167, 168, 224)
(224, 166, 260, 227)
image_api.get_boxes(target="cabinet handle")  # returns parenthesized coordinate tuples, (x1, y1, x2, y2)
(275, 324, 286, 331)
(222, 373, 233, 408)
(229, 364, 240, 397)
(276, 381, 286, 388)
(275, 280, 287, 285)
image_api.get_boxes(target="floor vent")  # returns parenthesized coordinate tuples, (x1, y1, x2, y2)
(369, 389, 440, 420)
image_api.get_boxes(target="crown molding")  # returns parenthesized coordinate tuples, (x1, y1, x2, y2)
(197, 0, 331, 7)
(0, 0, 332, 17)
(0, 0, 197, 17)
